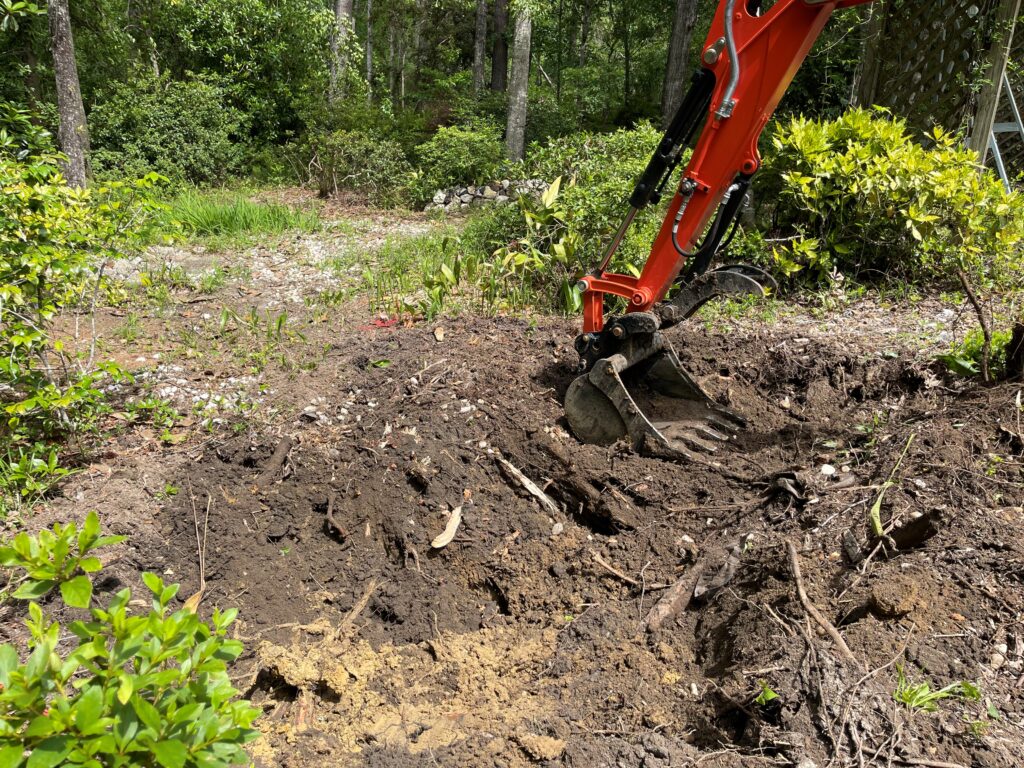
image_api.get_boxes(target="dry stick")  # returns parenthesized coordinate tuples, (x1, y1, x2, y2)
(957, 267, 991, 383)
(333, 578, 379, 639)
(591, 551, 669, 591)
(868, 432, 916, 540)
(497, 456, 560, 516)
(645, 559, 707, 633)
(785, 541, 858, 666)
(185, 484, 210, 612)
(895, 760, 968, 768)
(255, 435, 294, 488)
(325, 491, 346, 539)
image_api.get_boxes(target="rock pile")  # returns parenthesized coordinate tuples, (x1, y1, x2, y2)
(427, 178, 549, 211)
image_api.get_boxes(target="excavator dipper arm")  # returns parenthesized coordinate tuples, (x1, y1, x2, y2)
(565, 0, 872, 461)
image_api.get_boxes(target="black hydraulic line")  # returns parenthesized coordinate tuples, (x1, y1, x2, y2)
(628, 69, 716, 211)
(680, 175, 751, 281)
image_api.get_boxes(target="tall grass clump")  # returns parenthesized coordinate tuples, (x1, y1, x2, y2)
(168, 190, 319, 239)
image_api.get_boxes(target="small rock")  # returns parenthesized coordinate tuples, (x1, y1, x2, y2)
(870, 575, 920, 617)
(995, 642, 1008, 655)
(433, 327, 445, 342)
(551, 522, 564, 536)
(459, 193, 473, 203)
(482, 186, 498, 199)
(820, 464, 836, 477)
(495, 194, 510, 204)
(432, 190, 447, 205)
(991, 653, 1006, 670)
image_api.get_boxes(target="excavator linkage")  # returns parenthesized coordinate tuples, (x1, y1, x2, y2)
(564, 0, 870, 460)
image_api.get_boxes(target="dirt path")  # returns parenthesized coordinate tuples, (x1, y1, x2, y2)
(36, 223, 1024, 766)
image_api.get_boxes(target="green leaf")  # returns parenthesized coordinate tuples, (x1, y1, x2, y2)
(78, 557, 102, 573)
(141, 572, 164, 595)
(117, 674, 134, 705)
(74, 686, 104, 731)
(151, 740, 189, 768)
(0, 745, 25, 768)
(25, 736, 71, 768)
(13, 579, 57, 600)
(60, 575, 92, 609)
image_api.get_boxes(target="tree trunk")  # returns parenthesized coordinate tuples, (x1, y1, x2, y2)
(472, 0, 488, 94)
(329, 0, 355, 102)
(660, 0, 699, 128)
(578, 0, 592, 66)
(622, 5, 631, 111)
(365, 0, 374, 103)
(505, 9, 532, 161)
(48, 0, 89, 187)
(490, 0, 508, 92)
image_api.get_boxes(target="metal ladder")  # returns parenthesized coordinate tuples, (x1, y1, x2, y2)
(990, 70, 1024, 192)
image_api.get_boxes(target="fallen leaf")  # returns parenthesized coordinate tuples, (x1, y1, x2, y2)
(431, 505, 463, 548)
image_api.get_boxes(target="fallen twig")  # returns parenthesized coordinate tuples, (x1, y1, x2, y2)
(785, 540, 858, 666)
(334, 578, 379, 638)
(255, 435, 295, 488)
(498, 456, 560, 515)
(184, 484, 211, 613)
(895, 759, 968, 768)
(325, 491, 346, 540)
(592, 551, 670, 590)
(645, 559, 707, 632)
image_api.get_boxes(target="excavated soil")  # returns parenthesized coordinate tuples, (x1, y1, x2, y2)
(54, 310, 1024, 767)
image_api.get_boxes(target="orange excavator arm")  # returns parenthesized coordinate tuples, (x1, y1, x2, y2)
(565, 0, 874, 461)
(579, 0, 873, 333)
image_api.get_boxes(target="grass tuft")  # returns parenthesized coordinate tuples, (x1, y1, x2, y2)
(168, 190, 319, 240)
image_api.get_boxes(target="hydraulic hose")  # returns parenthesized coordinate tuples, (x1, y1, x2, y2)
(715, 0, 740, 119)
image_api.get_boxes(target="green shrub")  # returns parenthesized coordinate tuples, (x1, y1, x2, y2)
(0, 512, 260, 767)
(287, 130, 413, 208)
(755, 108, 1024, 286)
(1, 105, 161, 453)
(523, 123, 665, 270)
(90, 77, 247, 184)
(412, 123, 506, 203)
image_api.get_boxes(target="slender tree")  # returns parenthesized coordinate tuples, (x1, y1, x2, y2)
(660, 0, 699, 127)
(490, 0, 508, 91)
(329, 0, 355, 102)
(472, 0, 488, 94)
(505, 6, 531, 160)
(365, 0, 374, 102)
(47, 0, 89, 186)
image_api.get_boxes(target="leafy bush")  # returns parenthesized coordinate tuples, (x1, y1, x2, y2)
(90, 77, 247, 184)
(287, 130, 413, 208)
(0, 512, 260, 767)
(755, 108, 1024, 286)
(412, 123, 507, 204)
(1, 107, 160, 445)
(523, 123, 665, 270)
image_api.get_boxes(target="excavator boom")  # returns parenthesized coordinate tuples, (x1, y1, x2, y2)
(565, 0, 873, 461)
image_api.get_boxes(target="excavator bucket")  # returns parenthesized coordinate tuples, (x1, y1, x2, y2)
(565, 265, 775, 462)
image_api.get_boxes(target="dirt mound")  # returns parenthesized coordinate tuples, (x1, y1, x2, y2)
(79, 317, 1024, 766)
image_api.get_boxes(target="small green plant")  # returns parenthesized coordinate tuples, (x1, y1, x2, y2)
(754, 681, 779, 706)
(198, 265, 228, 294)
(0, 511, 121, 606)
(0, 514, 259, 766)
(412, 123, 507, 205)
(116, 312, 142, 344)
(937, 326, 1014, 379)
(0, 447, 72, 514)
(893, 665, 981, 712)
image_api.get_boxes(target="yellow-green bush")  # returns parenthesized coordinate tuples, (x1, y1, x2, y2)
(756, 108, 1024, 287)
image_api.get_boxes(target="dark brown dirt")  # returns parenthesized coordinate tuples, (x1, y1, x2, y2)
(47, 307, 1024, 768)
